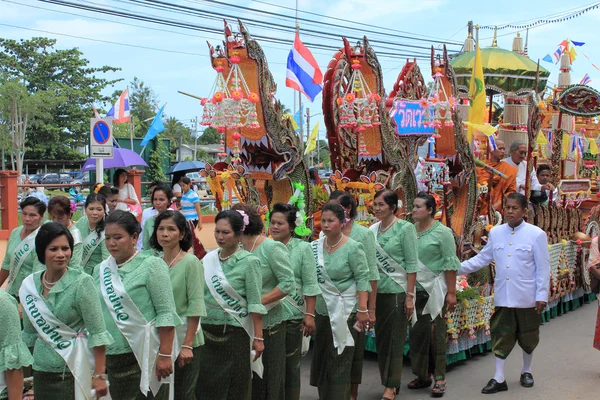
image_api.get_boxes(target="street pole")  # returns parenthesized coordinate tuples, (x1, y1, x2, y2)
(317, 129, 320, 168)
(178, 123, 183, 162)
(306, 108, 311, 166)
(192, 117, 198, 160)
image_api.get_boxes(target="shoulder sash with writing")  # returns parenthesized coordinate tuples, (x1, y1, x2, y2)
(20, 275, 95, 400)
(202, 250, 264, 378)
(6, 227, 39, 293)
(99, 257, 164, 397)
(312, 238, 357, 354)
(81, 231, 105, 269)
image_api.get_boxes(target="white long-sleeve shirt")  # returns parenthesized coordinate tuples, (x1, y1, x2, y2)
(503, 157, 541, 194)
(459, 221, 550, 308)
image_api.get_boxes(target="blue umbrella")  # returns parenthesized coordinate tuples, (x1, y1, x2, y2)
(166, 161, 206, 175)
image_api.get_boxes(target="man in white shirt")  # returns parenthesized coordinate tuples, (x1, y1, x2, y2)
(503, 141, 541, 194)
(460, 193, 550, 394)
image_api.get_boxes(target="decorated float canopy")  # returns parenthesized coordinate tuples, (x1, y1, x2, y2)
(451, 46, 550, 94)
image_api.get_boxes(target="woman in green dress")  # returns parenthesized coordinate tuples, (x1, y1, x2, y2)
(21, 222, 112, 400)
(371, 189, 419, 400)
(232, 203, 296, 400)
(408, 192, 459, 398)
(310, 203, 371, 400)
(94, 210, 182, 400)
(328, 190, 379, 399)
(196, 210, 266, 400)
(269, 203, 321, 400)
(150, 210, 206, 399)
(142, 184, 173, 251)
(48, 196, 83, 269)
(75, 193, 110, 275)
(0, 289, 33, 400)
(0, 197, 46, 299)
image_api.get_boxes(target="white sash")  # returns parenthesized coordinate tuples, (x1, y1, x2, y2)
(285, 289, 306, 314)
(99, 257, 164, 397)
(202, 250, 264, 377)
(370, 222, 417, 325)
(71, 227, 83, 246)
(416, 260, 448, 320)
(81, 231, 105, 268)
(0, 368, 6, 397)
(20, 276, 95, 400)
(312, 239, 357, 354)
(6, 227, 39, 293)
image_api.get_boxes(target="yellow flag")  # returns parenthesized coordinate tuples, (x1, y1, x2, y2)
(561, 133, 570, 159)
(283, 114, 299, 131)
(304, 121, 319, 155)
(467, 41, 486, 143)
(569, 47, 577, 64)
(589, 137, 599, 155)
(463, 121, 496, 136)
(536, 131, 548, 144)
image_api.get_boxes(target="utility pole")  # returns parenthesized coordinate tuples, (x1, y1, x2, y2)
(178, 122, 184, 162)
(306, 107, 311, 166)
(191, 117, 198, 160)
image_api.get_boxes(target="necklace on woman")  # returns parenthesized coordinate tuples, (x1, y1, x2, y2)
(117, 250, 139, 267)
(42, 271, 63, 291)
(325, 234, 344, 252)
(379, 217, 397, 234)
(218, 248, 238, 262)
(282, 235, 293, 247)
(416, 219, 436, 238)
(248, 235, 262, 252)
(164, 249, 183, 268)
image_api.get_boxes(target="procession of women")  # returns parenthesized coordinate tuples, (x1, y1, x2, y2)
(0, 178, 598, 400)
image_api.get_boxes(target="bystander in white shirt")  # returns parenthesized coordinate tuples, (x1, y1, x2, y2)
(503, 157, 541, 195)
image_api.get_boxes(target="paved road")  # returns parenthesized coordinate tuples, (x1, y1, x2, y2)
(299, 301, 599, 399)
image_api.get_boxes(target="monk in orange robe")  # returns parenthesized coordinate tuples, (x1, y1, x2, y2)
(477, 139, 518, 215)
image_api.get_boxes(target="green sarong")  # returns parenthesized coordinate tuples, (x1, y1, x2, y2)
(310, 313, 360, 400)
(375, 293, 408, 388)
(106, 352, 169, 399)
(252, 322, 286, 400)
(196, 324, 251, 400)
(491, 307, 541, 359)
(285, 319, 304, 400)
(33, 371, 75, 400)
(409, 291, 447, 381)
(174, 346, 202, 400)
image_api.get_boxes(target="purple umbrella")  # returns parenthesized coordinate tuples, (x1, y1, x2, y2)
(81, 148, 148, 172)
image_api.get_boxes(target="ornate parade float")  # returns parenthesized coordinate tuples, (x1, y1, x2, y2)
(181, 20, 311, 216)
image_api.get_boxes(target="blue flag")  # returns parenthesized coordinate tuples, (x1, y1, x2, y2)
(542, 54, 553, 63)
(293, 105, 304, 133)
(572, 41, 585, 47)
(141, 105, 166, 146)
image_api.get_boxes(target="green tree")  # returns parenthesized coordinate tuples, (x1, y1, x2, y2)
(148, 135, 169, 182)
(162, 116, 192, 156)
(0, 37, 121, 160)
(111, 77, 159, 139)
(198, 126, 220, 144)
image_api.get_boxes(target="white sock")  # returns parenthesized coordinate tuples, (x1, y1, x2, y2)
(522, 350, 533, 373)
(493, 357, 506, 383)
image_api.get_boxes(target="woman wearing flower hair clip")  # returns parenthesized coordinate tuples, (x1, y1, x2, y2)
(325, 190, 379, 399)
(48, 196, 83, 270)
(197, 210, 266, 400)
(311, 202, 370, 400)
(269, 202, 321, 400)
(231, 203, 296, 400)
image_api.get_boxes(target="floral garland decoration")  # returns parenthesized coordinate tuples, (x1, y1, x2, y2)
(287, 182, 312, 237)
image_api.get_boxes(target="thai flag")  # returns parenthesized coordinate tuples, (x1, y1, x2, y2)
(548, 131, 553, 152)
(106, 89, 131, 124)
(580, 74, 592, 85)
(286, 32, 323, 101)
(553, 48, 563, 63)
(488, 135, 498, 151)
(577, 137, 585, 158)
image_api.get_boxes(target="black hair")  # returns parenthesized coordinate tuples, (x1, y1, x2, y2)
(85, 193, 107, 239)
(96, 185, 114, 198)
(322, 203, 346, 223)
(374, 189, 399, 214)
(113, 169, 127, 187)
(35, 222, 74, 265)
(507, 192, 527, 209)
(329, 190, 357, 219)
(48, 195, 72, 217)
(180, 176, 191, 185)
(215, 209, 245, 236)
(415, 191, 437, 217)
(150, 210, 192, 252)
(270, 203, 298, 231)
(231, 203, 264, 235)
(105, 210, 141, 237)
(20, 196, 46, 216)
(171, 172, 185, 188)
(109, 186, 119, 195)
(151, 183, 174, 207)
(536, 164, 551, 175)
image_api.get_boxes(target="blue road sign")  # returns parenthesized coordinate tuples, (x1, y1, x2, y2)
(93, 120, 110, 145)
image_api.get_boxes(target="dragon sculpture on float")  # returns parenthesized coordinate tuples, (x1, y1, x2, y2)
(322, 37, 408, 214)
(200, 20, 310, 213)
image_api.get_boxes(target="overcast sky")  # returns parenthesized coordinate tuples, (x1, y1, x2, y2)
(2, 0, 599, 140)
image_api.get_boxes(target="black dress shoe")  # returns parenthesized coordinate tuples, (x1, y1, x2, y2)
(481, 379, 508, 394)
(520, 372, 534, 388)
